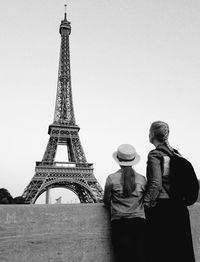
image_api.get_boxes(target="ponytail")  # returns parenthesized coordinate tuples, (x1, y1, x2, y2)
(164, 140, 174, 151)
(121, 166, 136, 197)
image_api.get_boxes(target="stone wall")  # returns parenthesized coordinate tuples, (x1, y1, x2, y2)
(0, 203, 199, 262)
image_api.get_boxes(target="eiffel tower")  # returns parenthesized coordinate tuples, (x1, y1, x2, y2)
(23, 7, 103, 204)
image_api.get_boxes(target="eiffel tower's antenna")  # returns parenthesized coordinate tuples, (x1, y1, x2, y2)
(64, 4, 67, 20)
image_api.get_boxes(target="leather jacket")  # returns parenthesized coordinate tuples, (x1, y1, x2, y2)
(144, 144, 178, 207)
(103, 169, 146, 220)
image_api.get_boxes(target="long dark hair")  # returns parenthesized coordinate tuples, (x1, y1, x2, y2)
(121, 166, 136, 197)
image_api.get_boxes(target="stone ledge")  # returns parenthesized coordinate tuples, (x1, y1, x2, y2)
(0, 203, 199, 262)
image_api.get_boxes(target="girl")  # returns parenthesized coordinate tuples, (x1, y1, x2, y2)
(103, 144, 146, 262)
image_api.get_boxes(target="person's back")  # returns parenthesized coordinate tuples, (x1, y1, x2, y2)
(105, 169, 146, 221)
(144, 121, 196, 262)
(103, 144, 146, 262)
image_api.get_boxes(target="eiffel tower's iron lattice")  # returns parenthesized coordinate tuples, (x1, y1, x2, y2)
(23, 9, 103, 204)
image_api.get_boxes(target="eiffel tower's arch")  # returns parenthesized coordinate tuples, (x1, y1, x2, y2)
(32, 179, 98, 204)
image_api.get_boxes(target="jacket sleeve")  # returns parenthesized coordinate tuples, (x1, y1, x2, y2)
(143, 150, 163, 207)
(103, 176, 112, 208)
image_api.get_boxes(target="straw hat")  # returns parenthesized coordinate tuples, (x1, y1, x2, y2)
(112, 144, 140, 166)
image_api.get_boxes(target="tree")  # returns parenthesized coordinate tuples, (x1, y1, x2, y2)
(0, 188, 14, 204)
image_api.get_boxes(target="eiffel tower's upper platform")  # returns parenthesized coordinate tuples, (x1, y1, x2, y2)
(59, 5, 71, 35)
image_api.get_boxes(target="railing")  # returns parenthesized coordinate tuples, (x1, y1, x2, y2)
(36, 161, 93, 168)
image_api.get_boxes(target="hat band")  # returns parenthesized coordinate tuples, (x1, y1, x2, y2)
(117, 155, 136, 162)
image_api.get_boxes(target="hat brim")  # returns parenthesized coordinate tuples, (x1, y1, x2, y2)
(112, 151, 140, 166)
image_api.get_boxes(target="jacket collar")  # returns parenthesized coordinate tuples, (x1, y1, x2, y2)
(156, 143, 175, 156)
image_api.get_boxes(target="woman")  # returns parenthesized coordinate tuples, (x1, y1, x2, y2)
(103, 144, 146, 262)
(143, 121, 195, 262)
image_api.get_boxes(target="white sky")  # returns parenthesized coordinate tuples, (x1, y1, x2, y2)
(0, 0, 200, 202)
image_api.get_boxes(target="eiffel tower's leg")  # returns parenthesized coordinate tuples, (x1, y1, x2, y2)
(88, 182, 104, 202)
(22, 173, 46, 203)
(66, 138, 75, 162)
(23, 137, 59, 203)
(74, 184, 95, 203)
(71, 133, 87, 163)
(42, 137, 58, 162)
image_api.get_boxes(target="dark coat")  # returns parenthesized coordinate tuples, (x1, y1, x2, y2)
(144, 144, 196, 262)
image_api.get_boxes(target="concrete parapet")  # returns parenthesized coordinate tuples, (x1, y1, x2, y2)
(0, 203, 199, 262)
(0, 203, 113, 262)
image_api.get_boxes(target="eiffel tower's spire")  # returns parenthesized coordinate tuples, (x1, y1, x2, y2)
(64, 4, 67, 20)
(53, 4, 75, 127)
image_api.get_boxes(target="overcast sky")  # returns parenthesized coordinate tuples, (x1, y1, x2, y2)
(0, 0, 200, 203)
